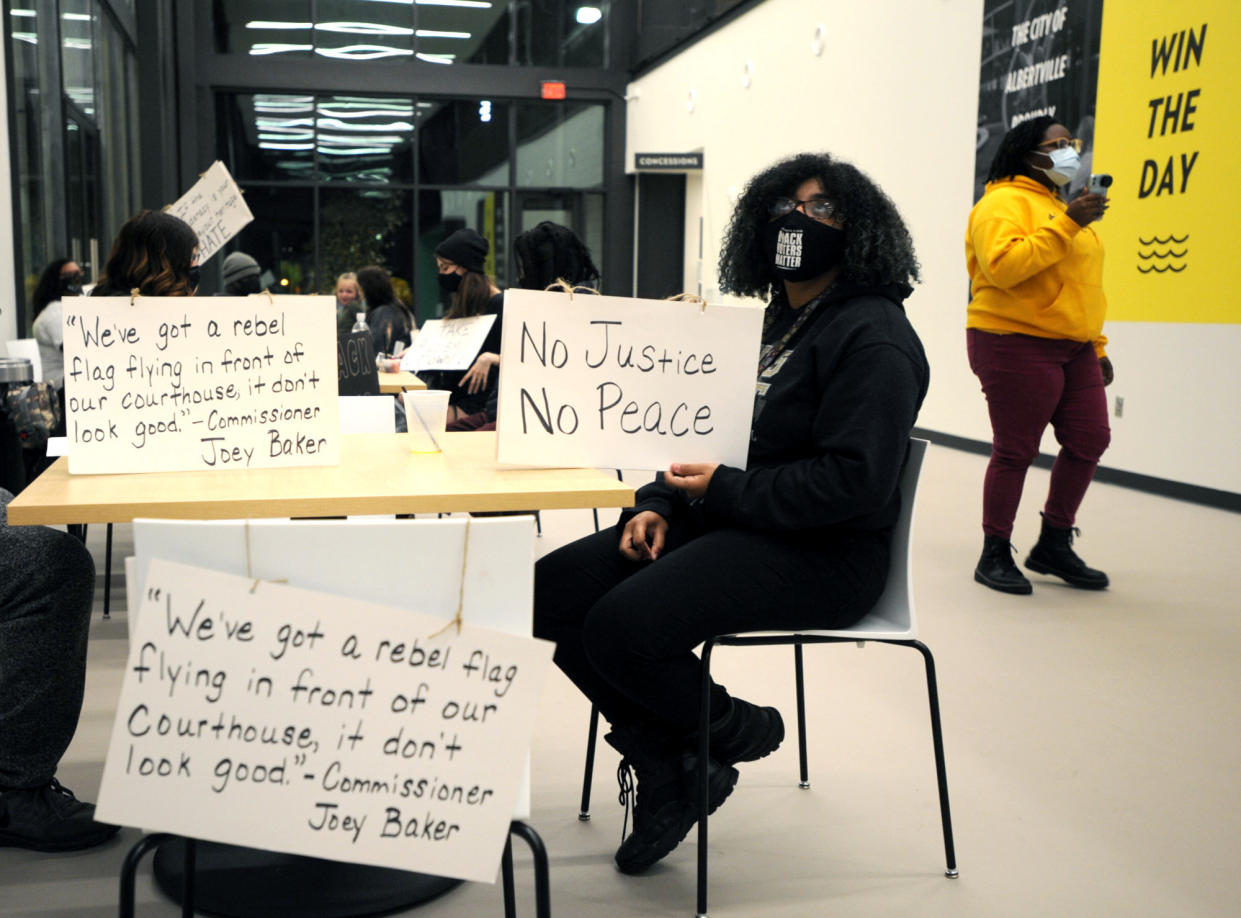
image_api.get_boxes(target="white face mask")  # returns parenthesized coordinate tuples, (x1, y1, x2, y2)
(1038, 146, 1081, 186)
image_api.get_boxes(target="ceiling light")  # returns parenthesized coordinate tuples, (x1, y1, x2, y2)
(575, 7, 602, 25)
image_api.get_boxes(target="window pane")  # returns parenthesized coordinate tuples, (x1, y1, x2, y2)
(98, 14, 139, 246)
(221, 93, 316, 182)
(215, 0, 314, 58)
(229, 186, 316, 293)
(418, 100, 509, 186)
(319, 188, 412, 306)
(416, 1, 510, 65)
(316, 0, 413, 63)
(517, 0, 607, 67)
(515, 102, 604, 188)
(61, 0, 97, 116)
(417, 190, 508, 316)
(318, 96, 415, 184)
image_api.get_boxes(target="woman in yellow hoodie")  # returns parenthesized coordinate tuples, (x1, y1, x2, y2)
(966, 117, 1112, 595)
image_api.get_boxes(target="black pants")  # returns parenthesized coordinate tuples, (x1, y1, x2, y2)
(533, 507, 890, 737)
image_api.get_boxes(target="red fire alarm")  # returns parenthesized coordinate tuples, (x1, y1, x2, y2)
(541, 81, 567, 100)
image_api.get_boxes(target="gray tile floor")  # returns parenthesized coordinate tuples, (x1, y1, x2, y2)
(3, 445, 1239, 917)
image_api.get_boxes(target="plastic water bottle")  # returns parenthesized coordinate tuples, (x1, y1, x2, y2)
(351, 311, 369, 334)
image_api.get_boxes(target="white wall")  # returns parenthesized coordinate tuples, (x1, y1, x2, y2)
(626, 0, 1240, 496)
(0, 30, 16, 344)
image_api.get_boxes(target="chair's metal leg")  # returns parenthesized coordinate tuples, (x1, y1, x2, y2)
(534, 510, 542, 537)
(103, 522, 113, 620)
(696, 639, 716, 918)
(579, 705, 600, 819)
(910, 640, 958, 878)
(591, 508, 600, 532)
(118, 833, 185, 918)
(794, 643, 809, 788)
(501, 832, 517, 918)
(510, 820, 552, 918)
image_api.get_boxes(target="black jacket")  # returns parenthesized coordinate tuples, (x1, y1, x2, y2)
(631, 281, 929, 535)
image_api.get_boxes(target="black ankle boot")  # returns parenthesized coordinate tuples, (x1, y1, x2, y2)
(974, 535, 1033, 594)
(704, 697, 785, 766)
(1024, 516, 1109, 589)
(605, 726, 738, 875)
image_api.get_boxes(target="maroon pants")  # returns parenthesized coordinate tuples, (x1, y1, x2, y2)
(967, 329, 1110, 539)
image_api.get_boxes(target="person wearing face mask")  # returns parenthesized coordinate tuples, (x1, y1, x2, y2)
(90, 210, 200, 298)
(533, 153, 928, 875)
(966, 117, 1112, 596)
(425, 228, 504, 421)
(31, 259, 84, 389)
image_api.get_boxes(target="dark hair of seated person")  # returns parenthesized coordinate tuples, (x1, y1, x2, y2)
(91, 210, 199, 297)
(513, 221, 601, 291)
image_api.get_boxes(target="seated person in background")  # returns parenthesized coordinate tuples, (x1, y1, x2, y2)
(90, 210, 199, 297)
(447, 222, 600, 432)
(31, 258, 83, 390)
(533, 152, 929, 875)
(422, 229, 504, 423)
(220, 251, 262, 296)
(356, 265, 417, 359)
(334, 271, 362, 339)
(0, 489, 120, 850)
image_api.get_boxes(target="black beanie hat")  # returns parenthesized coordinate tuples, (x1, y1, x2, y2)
(434, 229, 489, 274)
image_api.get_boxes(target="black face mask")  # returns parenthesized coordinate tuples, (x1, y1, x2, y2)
(762, 210, 847, 282)
(59, 273, 83, 297)
(437, 271, 462, 295)
(187, 266, 201, 290)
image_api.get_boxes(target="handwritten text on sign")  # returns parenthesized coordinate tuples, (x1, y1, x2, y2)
(495, 289, 764, 470)
(96, 560, 553, 883)
(62, 295, 339, 474)
(166, 161, 254, 264)
(400, 314, 497, 372)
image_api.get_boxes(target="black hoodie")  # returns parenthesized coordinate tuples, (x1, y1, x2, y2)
(629, 281, 929, 536)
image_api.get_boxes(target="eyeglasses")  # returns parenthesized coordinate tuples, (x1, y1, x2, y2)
(1036, 137, 1084, 154)
(768, 196, 840, 223)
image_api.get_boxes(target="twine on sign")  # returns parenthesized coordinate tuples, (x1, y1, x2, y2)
(245, 521, 288, 593)
(263, 289, 275, 304)
(428, 518, 472, 638)
(543, 278, 602, 301)
(666, 292, 708, 312)
(130, 288, 141, 306)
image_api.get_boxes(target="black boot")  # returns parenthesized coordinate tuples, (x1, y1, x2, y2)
(605, 726, 738, 875)
(704, 696, 785, 766)
(1024, 516, 1109, 589)
(974, 535, 1033, 594)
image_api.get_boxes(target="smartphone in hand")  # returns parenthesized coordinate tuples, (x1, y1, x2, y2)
(1088, 173, 1113, 197)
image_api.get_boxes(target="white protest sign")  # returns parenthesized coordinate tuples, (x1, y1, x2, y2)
(62, 295, 339, 474)
(399, 315, 496, 372)
(98, 557, 553, 883)
(166, 161, 254, 264)
(495, 289, 765, 470)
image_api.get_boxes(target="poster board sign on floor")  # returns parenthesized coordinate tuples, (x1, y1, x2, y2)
(96, 555, 552, 883)
(495, 289, 764, 470)
(61, 295, 339, 474)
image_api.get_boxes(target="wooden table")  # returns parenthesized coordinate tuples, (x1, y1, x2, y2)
(7, 432, 632, 525)
(377, 370, 425, 393)
(16, 431, 628, 917)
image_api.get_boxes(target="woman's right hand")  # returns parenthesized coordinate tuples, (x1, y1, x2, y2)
(619, 511, 668, 562)
(1065, 189, 1109, 227)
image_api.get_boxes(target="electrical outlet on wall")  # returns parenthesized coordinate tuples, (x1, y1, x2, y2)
(1114, 395, 1124, 418)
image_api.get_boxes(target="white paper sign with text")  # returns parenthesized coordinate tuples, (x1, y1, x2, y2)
(97, 558, 553, 883)
(496, 289, 764, 470)
(399, 315, 497, 372)
(62, 295, 339, 474)
(166, 161, 254, 264)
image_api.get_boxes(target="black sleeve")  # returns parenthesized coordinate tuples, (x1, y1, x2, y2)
(704, 342, 923, 531)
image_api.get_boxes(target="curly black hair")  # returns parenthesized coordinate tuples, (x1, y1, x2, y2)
(32, 258, 74, 313)
(513, 222, 601, 291)
(986, 116, 1059, 183)
(718, 152, 920, 299)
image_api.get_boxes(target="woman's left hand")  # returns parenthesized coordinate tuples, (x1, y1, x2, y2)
(664, 462, 719, 500)
(459, 352, 499, 394)
(1099, 356, 1114, 386)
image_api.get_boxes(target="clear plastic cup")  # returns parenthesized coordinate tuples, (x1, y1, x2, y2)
(402, 389, 450, 453)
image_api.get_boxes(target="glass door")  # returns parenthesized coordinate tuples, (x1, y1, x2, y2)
(64, 107, 103, 283)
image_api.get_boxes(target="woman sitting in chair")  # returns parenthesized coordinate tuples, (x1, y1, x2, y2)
(533, 153, 929, 874)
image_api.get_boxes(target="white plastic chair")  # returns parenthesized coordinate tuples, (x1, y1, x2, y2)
(578, 439, 956, 915)
(5, 338, 42, 382)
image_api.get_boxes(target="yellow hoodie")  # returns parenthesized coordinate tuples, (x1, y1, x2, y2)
(965, 175, 1108, 357)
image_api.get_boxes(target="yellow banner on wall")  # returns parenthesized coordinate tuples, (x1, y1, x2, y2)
(1094, 1, 1238, 323)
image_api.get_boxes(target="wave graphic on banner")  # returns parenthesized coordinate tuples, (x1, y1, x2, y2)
(1136, 233, 1189, 273)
